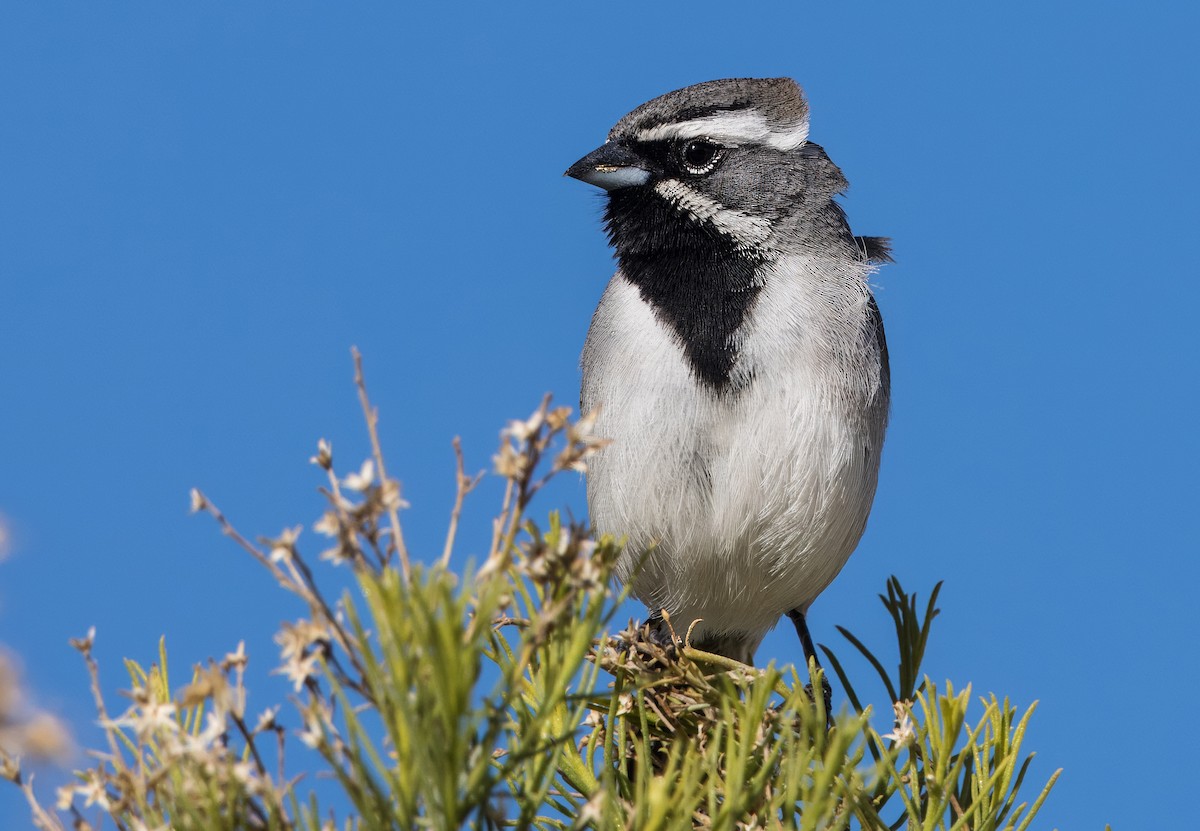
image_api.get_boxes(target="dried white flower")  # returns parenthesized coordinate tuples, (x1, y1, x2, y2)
(275, 619, 328, 691)
(200, 710, 228, 746)
(296, 700, 335, 750)
(222, 640, 247, 670)
(493, 442, 524, 478)
(231, 759, 257, 786)
(253, 706, 280, 734)
(268, 526, 302, 563)
(69, 627, 96, 655)
(313, 511, 340, 537)
(342, 459, 375, 492)
(379, 479, 409, 512)
(189, 488, 208, 514)
(310, 438, 333, 469)
(882, 701, 915, 746)
(276, 619, 329, 662)
(296, 721, 321, 749)
(506, 409, 545, 443)
(577, 792, 605, 825)
(179, 710, 228, 756)
(0, 752, 18, 783)
(121, 700, 179, 742)
(76, 770, 111, 810)
(319, 545, 352, 566)
(281, 653, 319, 692)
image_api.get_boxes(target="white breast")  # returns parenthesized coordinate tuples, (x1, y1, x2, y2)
(581, 254, 888, 649)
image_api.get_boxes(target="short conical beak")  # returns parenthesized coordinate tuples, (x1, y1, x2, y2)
(565, 142, 651, 191)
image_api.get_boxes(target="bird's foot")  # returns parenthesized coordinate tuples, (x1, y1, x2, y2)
(642, 611, 683, 651)
(615, 611, 682, 662)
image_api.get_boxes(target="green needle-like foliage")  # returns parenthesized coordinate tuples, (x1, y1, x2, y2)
(3, 355, 1068, 830)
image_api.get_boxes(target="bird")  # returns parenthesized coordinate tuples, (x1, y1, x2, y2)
(565, 78, 890, 669)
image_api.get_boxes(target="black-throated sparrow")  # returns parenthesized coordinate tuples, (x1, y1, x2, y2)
(566, 78, 890, 667)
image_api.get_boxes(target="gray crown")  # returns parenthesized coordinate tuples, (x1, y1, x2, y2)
(609, 78, 810, 148)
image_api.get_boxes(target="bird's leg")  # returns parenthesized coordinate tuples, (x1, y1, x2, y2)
(787, 608, 832, 719)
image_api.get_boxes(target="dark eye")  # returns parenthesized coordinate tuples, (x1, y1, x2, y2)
(680, 139, 722, 174)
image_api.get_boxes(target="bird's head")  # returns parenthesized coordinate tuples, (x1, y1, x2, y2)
(565, 78, 850, 258)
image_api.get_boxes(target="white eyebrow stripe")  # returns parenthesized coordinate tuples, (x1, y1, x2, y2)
(636, 110, 809, 151)
(653, 178, 773, 247)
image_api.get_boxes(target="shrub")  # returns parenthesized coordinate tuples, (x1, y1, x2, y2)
(3, 353, 1061, 830)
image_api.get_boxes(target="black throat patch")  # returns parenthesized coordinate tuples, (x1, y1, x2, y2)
(604, 188, 765, 391)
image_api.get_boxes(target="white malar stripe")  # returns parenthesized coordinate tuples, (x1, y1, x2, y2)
(636, 110, 809, 151)
(653, 179, 772, 247)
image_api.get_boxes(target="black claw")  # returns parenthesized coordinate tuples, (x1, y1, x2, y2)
(640, 611, 681, 650)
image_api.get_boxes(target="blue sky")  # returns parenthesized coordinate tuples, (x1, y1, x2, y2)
(2, 3, 1197, 827)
